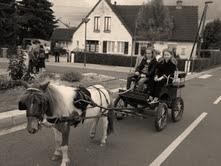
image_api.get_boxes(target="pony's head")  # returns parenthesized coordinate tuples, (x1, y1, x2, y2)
(18, 81, 50, 134)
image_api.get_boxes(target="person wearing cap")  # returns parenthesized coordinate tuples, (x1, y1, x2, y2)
(150, 49, 177, 103)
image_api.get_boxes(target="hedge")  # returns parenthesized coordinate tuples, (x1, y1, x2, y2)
(74, 51, 221, 72)
(74, 52, 136, 67)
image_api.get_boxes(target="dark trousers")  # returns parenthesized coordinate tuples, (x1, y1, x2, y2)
(55, 53, 60, 62)
(153, 80, 167, 98)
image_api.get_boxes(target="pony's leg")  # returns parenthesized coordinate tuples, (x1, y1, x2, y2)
(60, 123, 71, 166)
(100, 116, 108, 146)
(89, 118, 99, 139)
(52, 126, 62, 161)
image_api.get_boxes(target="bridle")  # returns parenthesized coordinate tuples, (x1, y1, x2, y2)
(25, 88, 48, 122)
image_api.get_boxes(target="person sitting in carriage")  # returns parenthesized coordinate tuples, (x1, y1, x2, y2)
(126, 46, 148, 89)
(127, 45, 159, 93)
(150, 49, 177, 104)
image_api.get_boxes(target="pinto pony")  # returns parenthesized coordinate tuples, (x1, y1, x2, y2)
(18, 82, 114, 166)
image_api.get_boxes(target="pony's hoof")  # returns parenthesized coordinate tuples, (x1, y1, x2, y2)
(51, 154, 62, 161)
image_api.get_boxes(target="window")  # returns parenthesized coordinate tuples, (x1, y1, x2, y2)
(107, 41, 115, 53)
(86, 40, 99, 52)
(117, 42, 125, 54)
(94, 16, 100, 32)
(104, 17, 111, 32)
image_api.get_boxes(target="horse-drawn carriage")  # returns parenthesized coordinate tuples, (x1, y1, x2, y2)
(113, 72, 186, 131)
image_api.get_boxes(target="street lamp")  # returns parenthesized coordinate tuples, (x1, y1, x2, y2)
(82, 17, 90, 67)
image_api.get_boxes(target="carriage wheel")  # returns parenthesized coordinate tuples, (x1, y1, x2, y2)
(155, 103, 168, 131)
(114, 96, 127, 120)
(171, 97, 184, 122)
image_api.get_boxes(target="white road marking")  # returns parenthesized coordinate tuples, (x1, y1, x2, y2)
(149, 112, 208, 166)
(198, 74, 212, 79)
(0, 124, 26, 137)
(0, 110, 25, 120)
(213, 96, 221, 105)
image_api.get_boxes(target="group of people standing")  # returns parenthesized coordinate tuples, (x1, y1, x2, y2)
(26, 41, 47, 74)
(127, 45, 177, 104)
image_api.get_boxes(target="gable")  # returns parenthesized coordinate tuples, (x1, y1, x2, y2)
(74, 0, 132, 38)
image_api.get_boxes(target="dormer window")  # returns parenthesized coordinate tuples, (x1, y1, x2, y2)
(94, 16, 100, 32)
(104, 17, 111, 32)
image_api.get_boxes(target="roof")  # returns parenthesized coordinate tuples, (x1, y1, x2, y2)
(111, 4, 198, 42)
(51, 28, 77, 41)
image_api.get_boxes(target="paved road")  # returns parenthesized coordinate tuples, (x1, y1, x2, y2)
(0, 67, 221, 166)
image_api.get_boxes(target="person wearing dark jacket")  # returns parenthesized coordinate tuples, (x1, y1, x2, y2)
(126, 47, 148, 89)
(151, 49, 177, 103)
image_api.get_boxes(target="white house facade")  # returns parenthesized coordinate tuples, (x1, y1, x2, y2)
(68, 0, 198, 59)
(70, 0, 132, 55)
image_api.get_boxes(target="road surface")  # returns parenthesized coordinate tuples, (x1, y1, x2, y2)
(0, 66, 221, 166)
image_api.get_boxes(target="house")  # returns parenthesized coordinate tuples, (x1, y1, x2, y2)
(69, 0, 198, 59)
(51, 28, 77, 51)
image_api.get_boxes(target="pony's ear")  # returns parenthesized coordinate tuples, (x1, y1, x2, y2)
(20, 81, 29, 89)
(40, 81, 50, 91)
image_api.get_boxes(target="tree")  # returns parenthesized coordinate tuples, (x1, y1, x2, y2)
(0, 0, 16, 47)
(17, 0, 57, 42)
(202, 19, 221, 50)
(135, 0, 174, 43)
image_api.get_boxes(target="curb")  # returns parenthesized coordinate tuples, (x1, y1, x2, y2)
(0, 66, 221, 133)
(0, 110, 26, 131)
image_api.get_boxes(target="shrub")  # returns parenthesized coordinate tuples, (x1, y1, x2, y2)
(61, 72, 82, 82)
(8, 53, 26, 80)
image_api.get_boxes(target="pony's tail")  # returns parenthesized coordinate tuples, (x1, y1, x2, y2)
(107, 105, 114, 135)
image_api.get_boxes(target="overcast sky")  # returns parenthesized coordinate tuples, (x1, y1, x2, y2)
(52, 0, 221, 27)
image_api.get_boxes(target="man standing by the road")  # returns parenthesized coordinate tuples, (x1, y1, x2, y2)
(54, 43, 60, 63)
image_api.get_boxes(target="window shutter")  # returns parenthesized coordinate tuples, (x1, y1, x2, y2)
(135, 42, 139, 55)
(124, 42, 129, 54)
(103, 41, 107, 53)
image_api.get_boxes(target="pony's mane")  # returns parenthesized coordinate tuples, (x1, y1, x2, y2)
(45, 84, 72, 117)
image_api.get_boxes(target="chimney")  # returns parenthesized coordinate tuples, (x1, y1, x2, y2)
(176, 0, 183, 9)
(114, 1, 117, 5)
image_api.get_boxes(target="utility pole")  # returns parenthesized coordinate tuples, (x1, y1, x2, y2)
(188, 1, 213, 73)
(197, 1, 213, 57)
(82, 17, 90, 67)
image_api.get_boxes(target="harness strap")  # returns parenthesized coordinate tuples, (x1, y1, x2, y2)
(91, 85, 110, 105)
